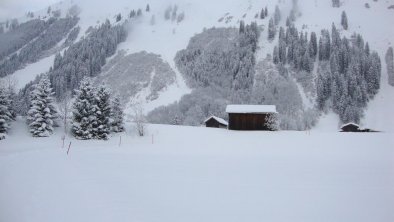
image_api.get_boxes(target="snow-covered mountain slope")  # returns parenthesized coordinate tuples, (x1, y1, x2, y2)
(1, 117, 393, 222)
(1, 0, 394, 130)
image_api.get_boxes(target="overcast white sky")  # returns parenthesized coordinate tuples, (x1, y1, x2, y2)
(0, 0, 59, 21)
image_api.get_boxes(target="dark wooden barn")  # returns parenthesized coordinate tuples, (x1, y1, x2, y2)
(203, 116, 228, 129)
(226, 105, 277, 131)
(340, 123, 360, 132)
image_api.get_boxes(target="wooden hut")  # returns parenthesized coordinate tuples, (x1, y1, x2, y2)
(340, 123, 360, 132)
(204, 116, 228, 129)
(226, 105, 277, 131)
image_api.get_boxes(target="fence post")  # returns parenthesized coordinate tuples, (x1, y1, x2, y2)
(67, 142, 72, 155)
(119, 136, 122, 147)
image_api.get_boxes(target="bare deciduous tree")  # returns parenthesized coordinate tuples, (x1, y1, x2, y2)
(133, 103, 146, 136)
(57, 92, 72, 137)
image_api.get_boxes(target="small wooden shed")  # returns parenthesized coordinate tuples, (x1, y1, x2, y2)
(226, 105, 277, 131)
(340, 123, 360, 132)
(204, 116, 228, 129)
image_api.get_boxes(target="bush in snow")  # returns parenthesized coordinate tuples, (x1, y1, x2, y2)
(265, 113, 279, 131)
(27, 76, 58, 137)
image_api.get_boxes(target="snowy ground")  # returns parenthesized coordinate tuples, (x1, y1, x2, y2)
(1, 118, 393, 222)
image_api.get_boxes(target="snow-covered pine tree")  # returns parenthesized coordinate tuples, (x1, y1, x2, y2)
(274, 5, 281, 25)
(146, 4, 150, 12)
(386, 47, 394, 86)
(137, 9, 142, 16)
(332, 0, 340, 8)
(27, 76, 58, 137)
(71, 78, 97, 140)
(309, 32, 318, 58)
(273, 46, 280, 64)
(260, 8, 265, 19)
(341, 11, 348, 30)
(268, 18, 276, 40)
(239, 20, 245, 33)
(110, 95, 125, 132)
(0, 87, 12, 139)
(129, 10, 136, 18)
(95, 85, 111, 140)
(116, 13, 122, 22)
(264, 6, 268, 17)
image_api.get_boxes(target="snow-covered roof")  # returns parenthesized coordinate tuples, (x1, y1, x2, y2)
(341, 122, 360, 128)
(225, 105, 277, 114)
(204, 116, 228, 125)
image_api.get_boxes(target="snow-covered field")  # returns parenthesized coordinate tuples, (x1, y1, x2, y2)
(1, 118, 393, 222)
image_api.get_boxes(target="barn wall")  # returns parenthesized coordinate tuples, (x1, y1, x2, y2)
(228, 113, 271, 130)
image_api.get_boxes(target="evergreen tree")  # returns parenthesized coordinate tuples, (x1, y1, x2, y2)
(273, 46, 280, 64)
(0, 87, 12, 139)
(239, 20, 245, 33)
(116, 13, 122, 22)
(341, 11, 348, 30)
(386, 47, 394, 86)
(302, 50, 312, 72)
(365, 42, 370, 56)
(286, 17, 291, 26)
(146, 4, 150, 12)
(278, 40, 287, 63)
(110, 96, 125, 132)
(27, 76, 58, 137)
(137, 9, 142, 16)
(274, 5, 281, 25)
(129, 10, 136, 18)
(309, 32, 318, 58)
(264, 7, 268, 17)
(95, 85, 111, 140)
(332, 0, 340, 7)
(71, 78, 98, 140)
(268, 18, 276, 40)
(260, 8, 265, 19)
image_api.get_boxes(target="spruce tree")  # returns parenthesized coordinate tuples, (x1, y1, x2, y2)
(386, 47, 394, 86)
(341, 11, 348, 30)
(309, 32, 318, 58)
(332, 0, 340, 7)
(111, 96, 125, 132)
(71, 78, 98, 140)
(27, 76, 58, 137)
(273, 46, 280, 64)
(239, 20, 245, 33)
(274, 5, 281, 25)
(0, 87, 11, 139)
(268, 18, 276, 40)
(260, 8, 265, 19)
(95, 85, 111, 140)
